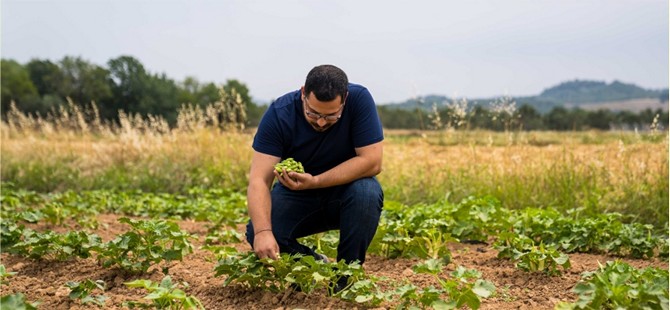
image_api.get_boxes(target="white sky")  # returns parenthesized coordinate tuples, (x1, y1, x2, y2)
(2, 0, 668, 104)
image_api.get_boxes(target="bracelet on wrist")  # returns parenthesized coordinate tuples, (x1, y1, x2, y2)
(255, 229, 272, 236)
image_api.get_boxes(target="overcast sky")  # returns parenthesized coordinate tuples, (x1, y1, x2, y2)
(2, 0, 668, 104)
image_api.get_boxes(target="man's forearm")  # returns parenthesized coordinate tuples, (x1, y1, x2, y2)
(247, 180, 273, 232)
(314, 155, 381, 189)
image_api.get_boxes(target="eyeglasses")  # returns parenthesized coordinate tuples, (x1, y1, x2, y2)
(303, 97, 345, 122)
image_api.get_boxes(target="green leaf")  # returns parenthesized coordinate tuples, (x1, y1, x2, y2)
(354, 294, 373, 303)
(431, 299, 454, 310)
(0, 293, 39, 310)
(472, 279, 496, 298)
(554, 253, 569, 265)
(311, 272, 327, 282)
(457, 290, 481, 309)
(144, 290, 167, 300)
(125, 279, 153, 288)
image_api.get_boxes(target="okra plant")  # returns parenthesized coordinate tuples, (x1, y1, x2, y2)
(204, 228, 243, 245)
(124, 276, 204, 310)
(214, 250, 387, 306)
(299, 231, 339, 259)
(0, 265, 16, 286)
(10, 230, 103, 261)
(0, 293, 39, 310)
(1, 220, 26, 249)
(556, 260, 669, 310)
(494, 232, 570, 275)
(65, 279, 107, 307)
(410, 259, 496, 309)
(97, 217, 194, 274)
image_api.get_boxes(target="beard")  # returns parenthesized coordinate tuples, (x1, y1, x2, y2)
(309, 121, 334, 132)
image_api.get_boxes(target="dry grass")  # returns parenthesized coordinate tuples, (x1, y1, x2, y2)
(1, 103, 667, 227)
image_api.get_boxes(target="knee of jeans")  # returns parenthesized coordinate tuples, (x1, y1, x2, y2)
(345, 177, 383, 210)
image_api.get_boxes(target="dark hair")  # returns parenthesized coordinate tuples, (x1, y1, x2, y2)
(304, 65, 348, 102)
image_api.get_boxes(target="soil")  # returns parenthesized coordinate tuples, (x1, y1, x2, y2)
(1, 214, 667, 310)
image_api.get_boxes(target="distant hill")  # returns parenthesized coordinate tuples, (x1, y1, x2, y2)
(383, 80, 668, 114)
(537, 80, 663, 103)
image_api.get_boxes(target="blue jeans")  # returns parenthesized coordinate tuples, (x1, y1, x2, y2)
(246, 177, 383, 264)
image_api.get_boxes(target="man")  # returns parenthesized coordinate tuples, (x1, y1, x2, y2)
(245, 64, 384, 271)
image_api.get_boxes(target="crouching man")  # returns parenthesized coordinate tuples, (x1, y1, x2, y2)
(245, 64, 384, 291)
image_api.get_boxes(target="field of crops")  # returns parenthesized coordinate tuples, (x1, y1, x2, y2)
(1, 110, 668, 309)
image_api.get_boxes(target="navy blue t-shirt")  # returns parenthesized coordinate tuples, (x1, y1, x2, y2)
(252, 83, 384, 176)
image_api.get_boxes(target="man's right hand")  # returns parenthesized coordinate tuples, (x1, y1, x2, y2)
(253, 231, 280, 260)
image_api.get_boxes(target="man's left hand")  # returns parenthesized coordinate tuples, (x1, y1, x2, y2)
(274, 169, 318, 190)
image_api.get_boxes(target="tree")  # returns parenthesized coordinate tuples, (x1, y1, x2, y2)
(612, 110, 638, 130)
(177, 77, 220, 107)
(142, 73, 180, 123)
(568, 108, 588, 131)
(585, 109, 613, 130)
(107, 55, 149, 118)
(544, 107, 571, 131)
(197, 82, 220, 106)
(468, 105, 493, 130)
(56, 56, 112, 106)
(377, 106, 422, 129)
(178, 76, 200, 106)
(517, 104, 544, 130)
(26, 59, 61, 97)
(223, 79, 252, 106)
(1, 59, 39, 114)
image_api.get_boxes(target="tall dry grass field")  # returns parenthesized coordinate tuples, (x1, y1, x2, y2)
(1, 104, 667, 228)
(382, 130, 668, 226)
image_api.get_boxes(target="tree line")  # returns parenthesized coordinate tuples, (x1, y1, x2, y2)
(1, 56, 265, 126)
(377, 104, 669, 131)
(2, 56, 667, 131)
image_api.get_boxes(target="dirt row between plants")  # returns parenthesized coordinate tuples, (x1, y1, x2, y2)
(1, 214, 667, 310)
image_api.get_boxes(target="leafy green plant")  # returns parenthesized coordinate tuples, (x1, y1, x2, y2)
(200, 245, 239, 259)
(409, 259, 496, 309)
(370, 202, 455, 261)
(0, 293, 39, 310)
(1, 220, 27, 249)
(412, 221, 456, 263)
(97, 217, 194, 274)
(392, 283, 444, 310)
(0, 265, 17, 286)
(45, 191, 100, 229)
(214, 251, 277, 290)
(514, 243, 570, 276)
(336, 277, 390, 306)
(214, 250, 387, 306)
(556, 260, 669, 310)
(442, 196, 510, 242)
(124, 276, 204, 309)
(1, 185, 248, 229)
(10, 230, 102, 261)
(65, 279, 107, 306)
(658, 236, 669, 260)
(495, 233, 570, 275)
(298, 231, 339, 259)
(509, 208, 663, 259)
(0, 184, 45, 223)
(204, 228, 242, 245)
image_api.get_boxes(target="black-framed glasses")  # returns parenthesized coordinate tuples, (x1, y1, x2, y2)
(303, 97, 345, 122)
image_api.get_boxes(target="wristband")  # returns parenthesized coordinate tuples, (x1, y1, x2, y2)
(255, 229, 272, 236)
